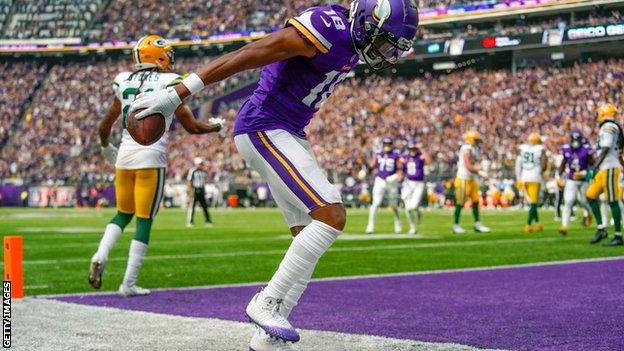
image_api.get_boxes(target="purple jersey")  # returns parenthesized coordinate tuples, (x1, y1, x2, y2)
(562, 143, 593, 180)
(375, 150, 401, 179)
(234, 5, 359, 138)
(402, 153, 425, 181)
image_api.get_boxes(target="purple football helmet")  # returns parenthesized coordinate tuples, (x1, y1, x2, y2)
(349, 0, 419, 70)
(407, 139, 418, 154)
(570, 129, 583, 149)
(382, 136, 393, 151)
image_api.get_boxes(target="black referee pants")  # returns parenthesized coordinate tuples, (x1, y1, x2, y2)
(187, 189, 211, 224)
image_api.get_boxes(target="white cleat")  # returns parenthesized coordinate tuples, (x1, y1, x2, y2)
(249, 326, 295, 351)
(186, 223, 194, 228)
(408, 227, 417, 235)
(453, 225, 466, 234)
(246, 290, 299, 343)
(474, 222, 491, 233)
(365, 224, 374, 234)
(118, 284, 151, 297)
(88, 255, 105, 289)
(205, 222, 214, 228)
(394, 221, 403, 234)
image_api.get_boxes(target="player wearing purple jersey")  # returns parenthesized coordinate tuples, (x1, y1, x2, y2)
(557, 130, 594, 235)
(401, 140, 431, 234)
(129, 0, 419, 348)
(366, 137, 405, 234)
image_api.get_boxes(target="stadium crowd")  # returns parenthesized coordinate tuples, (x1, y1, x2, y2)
(0, 0, 589, 42)
(1, 56, 622, 194)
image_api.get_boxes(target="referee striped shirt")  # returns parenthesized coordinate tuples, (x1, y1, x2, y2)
(187, 168, 208, 189)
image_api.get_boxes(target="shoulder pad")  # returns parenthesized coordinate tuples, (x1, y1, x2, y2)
(288, 6, 347, 54)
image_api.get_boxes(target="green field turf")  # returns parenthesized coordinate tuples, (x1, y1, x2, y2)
(0, 207, 622, 296)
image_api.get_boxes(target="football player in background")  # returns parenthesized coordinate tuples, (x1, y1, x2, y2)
(453, 131, 491, 234)
(128, 0, 419, 348)
(516, 133, 548, 234)
(90, 35, 223, 296)
(586, 104, 624, 246)
(366, 137, 404, 234)
(401, 140, 431, 234)
(556, 129, 593, 235)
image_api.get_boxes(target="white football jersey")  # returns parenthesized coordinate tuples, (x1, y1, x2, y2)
(112, 70, 181, 169)
(456, 144, 478, 180)
(518, 144, 544, 182)
(596, 121, 622, 171)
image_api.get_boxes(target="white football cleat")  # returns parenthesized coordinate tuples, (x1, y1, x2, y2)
(246, 290, 299, 343)
(186, 223, 193, 228)
(452, 225, 466, 234)
(408, 227, 417, 235)
(88, 255, 105, 289)
(474, 222, 491, 233)
(249, 326, 295, 351)
(205, 222, 214, 228)
(118, 284, 151, 297)
(365, 224, 374, 234)
(394, 221, 403, 234)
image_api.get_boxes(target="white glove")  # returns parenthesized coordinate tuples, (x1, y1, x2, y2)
(102, 144, 118, 165)
(129, 87, 182, 120)
(208, 117, 225, 130)
(478, 170, 488, 178)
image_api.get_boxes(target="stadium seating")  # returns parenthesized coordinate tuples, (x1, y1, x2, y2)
(1, 57, 623, 188)
(0, 0, 555, 41)
(1, 0, 106, 39)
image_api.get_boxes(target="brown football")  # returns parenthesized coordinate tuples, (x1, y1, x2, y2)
(126, 108, 166, 146)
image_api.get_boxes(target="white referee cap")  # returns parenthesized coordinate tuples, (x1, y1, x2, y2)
(193, 157, 203, 165)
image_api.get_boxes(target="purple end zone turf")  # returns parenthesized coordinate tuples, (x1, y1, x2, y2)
(54, 259, 624, 351)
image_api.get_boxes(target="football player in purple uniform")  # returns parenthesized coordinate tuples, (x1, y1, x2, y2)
(401, 140, 431, 234)
(556, 129, 594, 235)
(366, 137, 405, 234)
(129, 0, 419, 349)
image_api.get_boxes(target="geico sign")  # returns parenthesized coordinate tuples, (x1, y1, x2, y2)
(568, 24, 624, 40)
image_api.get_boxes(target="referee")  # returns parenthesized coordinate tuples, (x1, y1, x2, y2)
(186, 157, 212, 227)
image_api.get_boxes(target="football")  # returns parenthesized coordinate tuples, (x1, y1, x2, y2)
(126, 108, 166, 146)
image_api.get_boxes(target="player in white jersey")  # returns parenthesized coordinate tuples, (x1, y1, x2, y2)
(586, 104, 624, 246)
(453, 131, 491, 234)
(515, 133, 548, 234)
(89, 35, 224, 296)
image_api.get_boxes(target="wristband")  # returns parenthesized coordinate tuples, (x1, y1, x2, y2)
(181, 73, 205, 95)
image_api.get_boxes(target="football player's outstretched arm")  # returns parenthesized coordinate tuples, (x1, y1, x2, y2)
(98, 97, 122, 147)
(130, 27, 316, 118)
(174, 104, 223, 135)
(177, 27, 317, 100)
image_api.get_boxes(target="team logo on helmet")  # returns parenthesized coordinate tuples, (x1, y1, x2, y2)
(132, 34, 175, 71)
(350, 0, 419, 71)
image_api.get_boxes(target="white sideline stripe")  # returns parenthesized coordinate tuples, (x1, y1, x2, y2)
(16, 236, 570, 266)
(39, 256, 624, 298)
(15, 299, 504, 351)
(26, 233, 440, 250)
